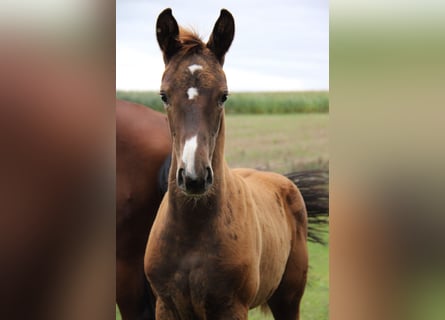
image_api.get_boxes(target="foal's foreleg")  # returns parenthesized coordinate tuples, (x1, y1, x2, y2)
(206, 301, 249, 320)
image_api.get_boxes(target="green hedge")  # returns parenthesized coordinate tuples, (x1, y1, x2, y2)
(116, 90, 329, 114)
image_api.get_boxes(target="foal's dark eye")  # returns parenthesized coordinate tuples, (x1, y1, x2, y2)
(219, 93, 228, 105)
(160, 92, 168, 104)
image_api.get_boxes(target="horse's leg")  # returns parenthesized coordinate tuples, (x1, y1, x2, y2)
(205, 301, 249, 320)
(267, 228, 308, 320)
(117, 258, 156, 320)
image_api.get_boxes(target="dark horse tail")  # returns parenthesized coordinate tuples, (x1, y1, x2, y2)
(285, 170, 329, 244)
(158, 154, 171, 195)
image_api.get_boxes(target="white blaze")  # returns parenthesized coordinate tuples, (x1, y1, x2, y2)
(181, 135, 198, 178)
(187, 87, 198, 100)
(188, 64, 203, 74)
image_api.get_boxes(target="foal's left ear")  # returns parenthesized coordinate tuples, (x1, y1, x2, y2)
(207, 9, 235, 65)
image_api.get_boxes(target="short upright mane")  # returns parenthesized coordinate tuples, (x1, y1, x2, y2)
(178, 27, 206, 54)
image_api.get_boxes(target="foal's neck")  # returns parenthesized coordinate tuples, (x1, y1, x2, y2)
(167, 114, 229, 220)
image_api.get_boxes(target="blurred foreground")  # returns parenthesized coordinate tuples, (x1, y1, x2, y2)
(0, 1, 115, 319)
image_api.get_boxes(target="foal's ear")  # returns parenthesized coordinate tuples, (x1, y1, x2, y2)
(207, 9, 235, 65)
(156, 8, 181, 64)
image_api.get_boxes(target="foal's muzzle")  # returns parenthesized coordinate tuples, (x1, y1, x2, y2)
(177, 166, 213, 195)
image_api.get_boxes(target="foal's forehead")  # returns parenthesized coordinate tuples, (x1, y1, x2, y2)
(163, 54, 226, 90)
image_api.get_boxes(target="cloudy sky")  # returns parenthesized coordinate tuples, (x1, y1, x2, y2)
(116, 0, 328, 91)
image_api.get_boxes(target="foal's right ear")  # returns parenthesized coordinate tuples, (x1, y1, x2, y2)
(207, 9, 235, 65)
(156, 8, 181, 64)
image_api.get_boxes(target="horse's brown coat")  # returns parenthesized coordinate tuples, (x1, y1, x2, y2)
(145, 9, 308, 320)
(116, 99, 171, 319)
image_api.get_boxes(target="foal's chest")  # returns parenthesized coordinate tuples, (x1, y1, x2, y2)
(156, 249, 221, 317)
(152, 226, 251, 316)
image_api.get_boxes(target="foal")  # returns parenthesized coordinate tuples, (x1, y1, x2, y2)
(145, 9, 308, 320)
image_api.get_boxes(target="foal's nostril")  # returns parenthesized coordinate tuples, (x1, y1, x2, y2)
(177, 168, 185, 188)
(205, 167, 213, 186)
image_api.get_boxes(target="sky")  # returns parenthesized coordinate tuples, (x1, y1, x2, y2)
(116, 0, 328, 92)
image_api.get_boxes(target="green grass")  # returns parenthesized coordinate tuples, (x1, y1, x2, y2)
(225, 114, 328, 173)
(116, 111, 328, 319)
(116, 90, 329, 114)
(116, 306, 121, 320)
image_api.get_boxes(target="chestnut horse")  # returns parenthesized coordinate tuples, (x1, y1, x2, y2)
(145, 9, 308, 320)
(116, 99, 171, 319)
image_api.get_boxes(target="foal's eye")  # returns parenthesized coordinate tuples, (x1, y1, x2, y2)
(160, 92, 168, 104)
(219, 93, 228, 105)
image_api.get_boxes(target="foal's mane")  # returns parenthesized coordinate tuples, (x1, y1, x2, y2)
(178, 27, 206, 55)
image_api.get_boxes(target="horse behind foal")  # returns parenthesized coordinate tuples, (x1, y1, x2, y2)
(145, 9, 308, 320)
(116, 99, 171, 320)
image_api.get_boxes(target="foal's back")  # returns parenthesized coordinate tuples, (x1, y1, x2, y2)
(231, 168, 307, 233)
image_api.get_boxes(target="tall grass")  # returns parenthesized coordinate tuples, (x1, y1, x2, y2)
(225, 91, 329, 114)
(116, 91, 329, 114)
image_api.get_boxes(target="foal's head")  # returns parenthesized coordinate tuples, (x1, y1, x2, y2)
(156, 9, 235, 195)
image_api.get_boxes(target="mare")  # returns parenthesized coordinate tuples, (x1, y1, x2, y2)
(145, 9, 308, 320)
(116, 99, 171, 319)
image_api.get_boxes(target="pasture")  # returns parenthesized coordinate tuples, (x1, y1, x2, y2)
(225, 114, 328, 173)
(116, 104, 329, 319)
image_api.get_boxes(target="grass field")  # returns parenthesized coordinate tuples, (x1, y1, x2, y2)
(116, 91, 329, 114)
(116, 109, 329, 319)
(225, 114, 328, 173)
